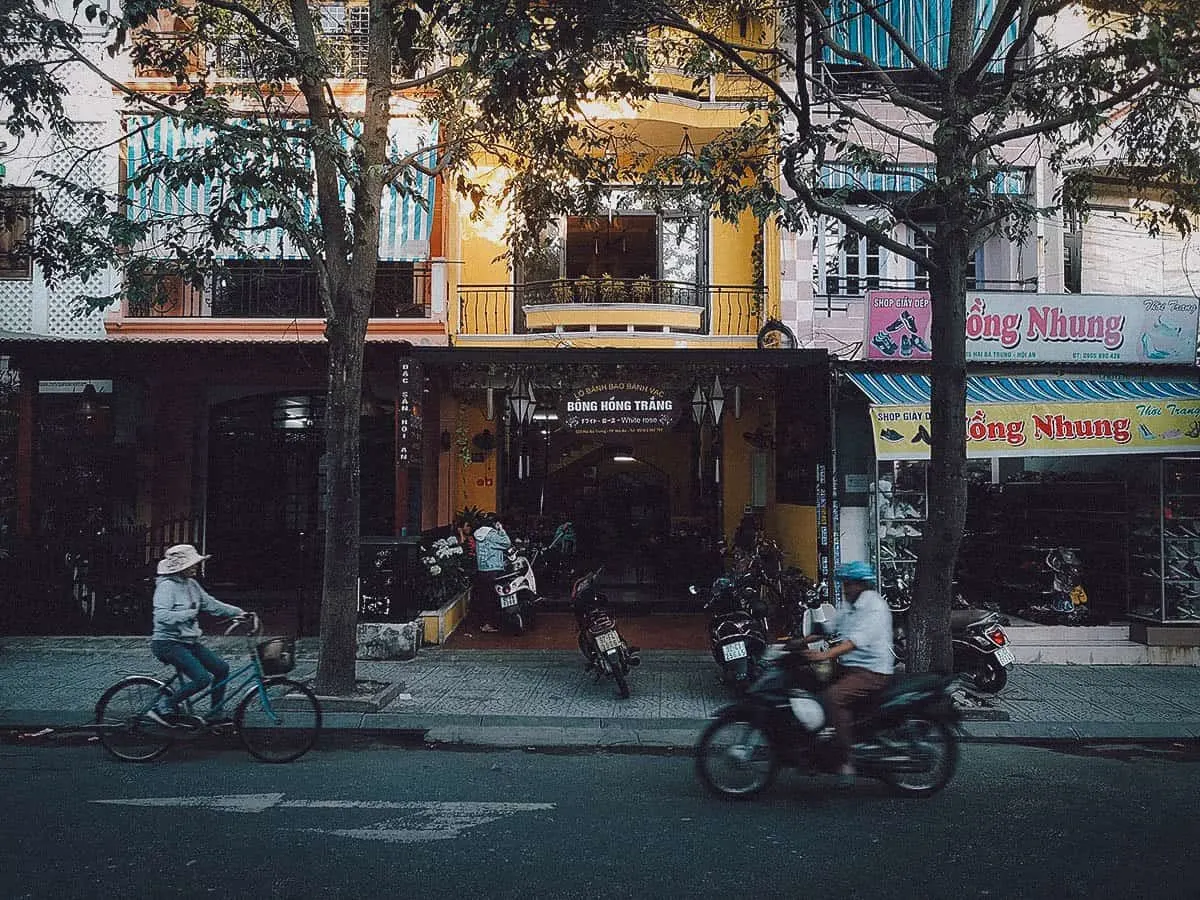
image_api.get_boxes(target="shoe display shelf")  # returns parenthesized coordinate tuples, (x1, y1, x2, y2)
(1130, 457, 1200, 624)
(992, 479, 1127, 622)
(873, 461, 926, 589)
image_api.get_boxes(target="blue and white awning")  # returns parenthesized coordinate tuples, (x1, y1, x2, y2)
(124, 115, 437, 261)
(820, 0, 1021, 72)
(819, 163, 1027, 196)
(849, 372, 1200, 405)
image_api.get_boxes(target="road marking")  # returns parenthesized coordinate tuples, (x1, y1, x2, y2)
(93, 795, 555, 844)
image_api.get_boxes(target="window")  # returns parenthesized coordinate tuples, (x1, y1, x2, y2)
(318, 3, 370, 78)
(0, 188, 33, 280)
(814, 218, 881, 296)
(911, 228, 977, 290)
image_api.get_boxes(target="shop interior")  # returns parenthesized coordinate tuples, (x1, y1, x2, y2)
(872, 453, 1200, 626)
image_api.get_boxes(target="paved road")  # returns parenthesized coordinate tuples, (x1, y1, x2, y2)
(2, 740, 1199, 899)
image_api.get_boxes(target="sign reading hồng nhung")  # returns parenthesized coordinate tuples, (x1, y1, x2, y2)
(966, 293, 1200, 364)
(871, 399, 1200, 459)
(864, 291, 1200, 364)
(559, 383, 681, 434)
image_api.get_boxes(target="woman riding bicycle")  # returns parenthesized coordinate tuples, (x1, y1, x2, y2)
(144, 544, 249, 727)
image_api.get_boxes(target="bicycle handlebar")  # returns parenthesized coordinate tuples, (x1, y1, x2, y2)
(223, 611, 262, 637)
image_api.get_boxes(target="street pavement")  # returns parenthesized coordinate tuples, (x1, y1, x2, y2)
(2, 636, 1200, 748)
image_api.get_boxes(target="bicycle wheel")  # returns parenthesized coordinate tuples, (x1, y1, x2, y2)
(235, 677, 322, 763)
(94, 676, 174, 762)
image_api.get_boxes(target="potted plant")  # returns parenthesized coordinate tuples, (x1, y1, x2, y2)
(598, 273, 625, 303)
(575, 274, 594, 303)
(631, 276, 654, 303)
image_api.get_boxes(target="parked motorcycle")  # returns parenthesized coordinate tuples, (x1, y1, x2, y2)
(695, 642, 960, 799)
(534, 521, 577, 593)
(692, 574, 769, 692)
(951, 607, 1014, 693)
(570, 568, 640, 698)
(493, 539, 544, 634)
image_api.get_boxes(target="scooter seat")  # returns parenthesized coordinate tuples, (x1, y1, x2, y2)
(950, 608, 995, 631)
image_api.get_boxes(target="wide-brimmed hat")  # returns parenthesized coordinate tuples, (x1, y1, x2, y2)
(157, 543, 211, 575)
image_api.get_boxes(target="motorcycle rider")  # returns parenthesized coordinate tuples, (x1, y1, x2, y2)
(797, 561, 893, 786)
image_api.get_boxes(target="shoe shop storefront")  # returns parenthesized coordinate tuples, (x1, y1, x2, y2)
(836, 291, 1200, 637)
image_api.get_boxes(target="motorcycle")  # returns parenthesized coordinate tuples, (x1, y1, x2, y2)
(570, 568, 640, 698)
(535, 521, 577, 592)
(951, 607, 1014, 693)
(493, 539, 543, 635)
(695, 642, 960, 799)
(692, 574, 769, 692)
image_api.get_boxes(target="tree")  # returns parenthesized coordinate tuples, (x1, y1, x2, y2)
(1, 0, 675, 694)
(586, 0, 1200, 672)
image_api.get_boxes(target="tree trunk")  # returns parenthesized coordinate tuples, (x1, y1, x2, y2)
(313, 287, 371, 696)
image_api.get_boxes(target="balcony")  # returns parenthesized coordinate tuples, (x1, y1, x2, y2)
(108, 261, 448, 343)
(458, 279, 762, 338)
(815, 277, 1038, 316)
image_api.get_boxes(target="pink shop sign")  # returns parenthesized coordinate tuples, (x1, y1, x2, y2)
(864, 290, 933, 360)
(965, 293, 1200, 364)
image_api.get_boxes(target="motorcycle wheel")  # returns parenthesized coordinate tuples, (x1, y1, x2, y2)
(876, 717, 958, 797)
(695, 712, 778, 799)
(955, 648, 1008, 694)
(611, 653, 631, 699)
(969, 658, 1008, 694)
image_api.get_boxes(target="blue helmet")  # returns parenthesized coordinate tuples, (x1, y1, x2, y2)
(834, 561, 876, 584)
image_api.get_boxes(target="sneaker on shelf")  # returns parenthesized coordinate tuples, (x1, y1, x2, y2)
(902, 525, 923, 537)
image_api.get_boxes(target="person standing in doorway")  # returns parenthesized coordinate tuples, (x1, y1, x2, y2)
(472, 513, 511, 633)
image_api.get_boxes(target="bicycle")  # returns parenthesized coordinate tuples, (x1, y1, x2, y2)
(93, 614, 322, 764)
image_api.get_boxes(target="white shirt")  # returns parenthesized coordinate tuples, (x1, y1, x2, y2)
(835, 588, 894, 675)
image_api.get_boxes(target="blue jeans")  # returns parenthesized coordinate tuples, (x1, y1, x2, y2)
(150, 640, 230, 713)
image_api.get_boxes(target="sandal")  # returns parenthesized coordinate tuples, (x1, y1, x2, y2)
(480, 624, 499, 633)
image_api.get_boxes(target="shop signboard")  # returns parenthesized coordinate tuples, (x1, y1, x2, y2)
(864, 289, 934, 361)
(966, 293, 1199, 364)
(396, 357, 423, 465)
(865, 291, 1199, 364)
(870, 399, 1200, 459)
(559, 382, 681, 434)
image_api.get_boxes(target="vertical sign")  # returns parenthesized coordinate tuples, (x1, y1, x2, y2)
(396, 357, 423, 466)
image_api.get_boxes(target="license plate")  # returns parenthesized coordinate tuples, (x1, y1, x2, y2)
(595, 630, 621, 652)
(994, 646, 1015, 667)
(721, 641, 748, 661)
(500, 595, 518, 608)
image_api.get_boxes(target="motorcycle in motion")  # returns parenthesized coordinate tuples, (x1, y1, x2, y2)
(493, 539, 544, 635)
(571, 568, 640, 698)
(695, 642, 960, 799)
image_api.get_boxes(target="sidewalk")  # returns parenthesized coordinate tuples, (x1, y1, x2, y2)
(2, 637, 1199, 748)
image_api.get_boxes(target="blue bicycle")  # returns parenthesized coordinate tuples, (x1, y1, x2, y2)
(94, 614, 322, 763)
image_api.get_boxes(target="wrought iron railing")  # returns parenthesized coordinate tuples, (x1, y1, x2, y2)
(457, 279, 762, 336)
(814, 277, 1038, 316)
(127, 261, 432, 318)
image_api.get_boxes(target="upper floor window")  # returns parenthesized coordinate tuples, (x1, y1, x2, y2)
(911, 228, 977, 290)
(0, 189, 33, 281)
(815, 218, 881, 296)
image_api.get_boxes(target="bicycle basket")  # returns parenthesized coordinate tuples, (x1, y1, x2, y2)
(255, 637, 296, 675)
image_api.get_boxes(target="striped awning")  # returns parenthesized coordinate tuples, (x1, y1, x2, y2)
(849, 372, 1200, 405)
(124, 115, 437, 261)
(819, 163, 1027, 196)
(821, 0, 1021, 72)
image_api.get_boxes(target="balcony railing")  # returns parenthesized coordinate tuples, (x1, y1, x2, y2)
(815, 277, 1038, 316)
(458, 279, 762, 337)
(128, 261, 432, 319)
